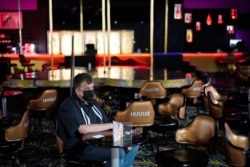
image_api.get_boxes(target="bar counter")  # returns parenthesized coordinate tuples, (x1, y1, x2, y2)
(4, 67, 194, 89)
(5, 77, 194, 89)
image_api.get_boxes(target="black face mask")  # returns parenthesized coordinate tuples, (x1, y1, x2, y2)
(83, 90, 95, 101)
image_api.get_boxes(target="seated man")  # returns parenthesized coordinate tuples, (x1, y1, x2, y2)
(56, 73, 139, 167)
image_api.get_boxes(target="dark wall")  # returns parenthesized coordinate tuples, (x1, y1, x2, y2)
(0, 0, 47, 53)
(183, 9, 236, 52)
(167, 0, 184, 52)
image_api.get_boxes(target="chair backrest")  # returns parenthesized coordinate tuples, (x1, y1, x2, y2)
(28, 89, 58, 111)
(139, 81, 167, 99)
(222, 122, 249, 166)
(181, 80, 202, 98)
(175, 115, 216, 152)
(55, 133, 64, 154)
(235, 68, 249, 83)
(201, 77, 211, 93)
(227, 63, 237, 74)
(18, 54, 29, 64)
(5, 109, 29, 142)
(204, 85, 227, 111)
(115, 101, 155, 127)
(158, 93, 186, 120)
(238, 65, 250, 77)
(94, 93, 104, 107)
(204, 85, 227, 102)
(207, 92, 223, 119)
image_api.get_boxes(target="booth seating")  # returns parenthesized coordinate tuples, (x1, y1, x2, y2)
(155, 115, 217, 167)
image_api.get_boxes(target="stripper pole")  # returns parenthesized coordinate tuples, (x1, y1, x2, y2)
(80, 0, 84, 55)
(150, 0, 154, 80)
(107, 0, 111, 68)
(164, 0, 169, 53)
(18, 0, 23, 54)
(102, 0, 106, 75)
(49, 0, 54, 79)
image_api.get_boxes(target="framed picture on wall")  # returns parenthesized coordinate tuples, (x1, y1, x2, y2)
(0, 12, 22, 29)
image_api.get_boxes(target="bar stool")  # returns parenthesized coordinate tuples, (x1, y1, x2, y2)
(1, 90, 23, 118)
(18, 54, 35, 72)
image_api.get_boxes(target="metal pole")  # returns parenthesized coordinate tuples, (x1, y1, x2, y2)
(107, 0, 111, 67)
(150, 0, 154, 80)
(80, 0, 84, 55)
(49, 0, 54, 79)
(17, 0, 23, 54)
(70, 36, 75, 95)
(164, 0, 169, 54)
(102, 0, 106, 74)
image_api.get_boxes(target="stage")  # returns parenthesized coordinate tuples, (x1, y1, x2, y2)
(2, 52, 244, 73)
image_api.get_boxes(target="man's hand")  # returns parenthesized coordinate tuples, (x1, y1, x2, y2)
(125, 147, 132, 152)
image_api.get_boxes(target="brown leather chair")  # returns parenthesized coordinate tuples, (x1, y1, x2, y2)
(207, 92, 244, 135)
(222, 122, 250, 167)
(149, 93, 186, 152)
(55, 133, 106, 167)
(94, 93, 104, 107)
(0, 110, 29, 167)
(115, 100, 155, 149)
(155, 115, 217, 167)
(115, 100, 155, 128)
(181, 80, 203, 116)
(227, 63, 237, 74)
(158, 93, 186, 120)
(28, 89, 58, 129)
(234, 66, 250, 94)
(204, 85, 227, 111)
(139, 81, 167, 100)
(207, 92, 224, 119)
(139, 81, 167, 115)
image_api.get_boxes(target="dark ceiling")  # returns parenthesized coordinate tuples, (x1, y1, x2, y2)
(52, 0, 151, 26)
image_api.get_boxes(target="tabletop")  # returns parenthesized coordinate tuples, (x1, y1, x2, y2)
(82, 130, 147, 148)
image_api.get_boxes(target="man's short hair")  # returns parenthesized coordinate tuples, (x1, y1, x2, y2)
(73, 73, 93, 88)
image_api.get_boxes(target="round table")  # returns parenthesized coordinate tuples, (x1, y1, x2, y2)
(82, 130, 146, 167)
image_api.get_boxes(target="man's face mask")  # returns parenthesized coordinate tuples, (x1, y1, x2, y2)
(83, 90, 94, 101)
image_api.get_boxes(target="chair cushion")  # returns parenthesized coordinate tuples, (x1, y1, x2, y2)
(155, 148, 209, 167)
